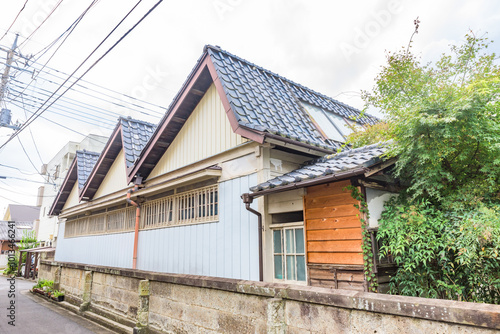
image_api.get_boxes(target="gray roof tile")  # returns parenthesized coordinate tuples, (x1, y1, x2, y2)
(250, 143, 388, 192)
(76, 150, 100, 189)
(207, 46, 378, 150)
(120, 117, 157, 168)
(0, 221, 34, 240)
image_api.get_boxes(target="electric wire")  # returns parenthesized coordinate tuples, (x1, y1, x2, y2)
(17, 136, 44, 176)
(0, 185, 56, 198)
(8, 0, 101, 104)
(9, 78, 152, 124)
(0, 175, 53, 185)
(10, 85, 118, 126)
(21, 94, 44, 165)
(0, 164, 40, 176)
(18, 0, 65, 49)
(0, 0, 29, 42)
(8, 98, 116, 130)
(0, 0, 163, 149)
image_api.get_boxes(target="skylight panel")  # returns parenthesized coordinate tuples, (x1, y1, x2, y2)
(301, 102, 345, 142)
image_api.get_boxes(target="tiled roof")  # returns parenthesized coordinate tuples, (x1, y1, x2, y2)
(5, 205, 40, 222)
(207, 45, 378, 150)
(0, 221, 34, 240)
(75, 150, 100, 189)
(120, 117, 157, 168)
(250, 143, 387, 192)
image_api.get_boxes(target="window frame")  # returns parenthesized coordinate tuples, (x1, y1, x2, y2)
(270, 221, 307, 285)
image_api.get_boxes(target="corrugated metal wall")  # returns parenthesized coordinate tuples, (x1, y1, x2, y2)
(136, 174, 259, 281)
(54, 174, 259, 281)
(55, 222, 134, 268)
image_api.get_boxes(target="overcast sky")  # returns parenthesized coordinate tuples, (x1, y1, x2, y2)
(0, 0, 499, 215)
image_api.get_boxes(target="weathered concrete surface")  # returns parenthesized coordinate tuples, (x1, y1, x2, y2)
(40, 260, 500, 333)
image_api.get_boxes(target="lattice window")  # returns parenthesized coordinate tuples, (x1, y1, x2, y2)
(141, 196, 174, 229)
(64, 185, 219, 237)
(141, 184, 218, 229)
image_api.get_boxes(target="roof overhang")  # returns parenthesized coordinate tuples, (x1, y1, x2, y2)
(20, 246, 56, 253)
(244, 167, 367, 201)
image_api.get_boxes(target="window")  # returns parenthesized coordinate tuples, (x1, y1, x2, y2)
(273, 226, 306, 282)
(65, 184, 219, 237)
(301, 101, 359, 142)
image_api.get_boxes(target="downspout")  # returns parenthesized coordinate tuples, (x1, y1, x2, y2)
(241, 193, 263, 282)
(127, 177, 143, 270)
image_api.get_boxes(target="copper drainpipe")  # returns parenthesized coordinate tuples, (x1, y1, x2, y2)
(241, 193, 263, 282)
(127, 182, 141, 269)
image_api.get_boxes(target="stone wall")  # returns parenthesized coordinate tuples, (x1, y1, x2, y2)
(39, 260, 500, 334)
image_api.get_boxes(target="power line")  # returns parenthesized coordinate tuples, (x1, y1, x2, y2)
(0, 175, 53, 185)
(0, 195, 24, 205)
(9, 78, 150, 124)
(21, 94, 44, 165)
(18, 0, 65, 49)
(0, 163, 40, 176)
(0, 185, 56, 198)
(17, 136, 43, 175)
(0, 0, 29, 42)
(0, 0, 164, 149)
(8, 0, 101, 104)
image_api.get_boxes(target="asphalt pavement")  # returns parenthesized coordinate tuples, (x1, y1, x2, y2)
(0, 275, 116, 333)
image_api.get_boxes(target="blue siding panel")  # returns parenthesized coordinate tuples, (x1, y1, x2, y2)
(55, 222, 134, 268)
(54, 174, 259, 281)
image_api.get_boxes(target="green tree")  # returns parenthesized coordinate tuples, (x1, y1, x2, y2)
(3, 230, 39, 276)
(356, 29, 500, 304)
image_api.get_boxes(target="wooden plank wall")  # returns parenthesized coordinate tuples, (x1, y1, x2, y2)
(304, 180, 365, 290)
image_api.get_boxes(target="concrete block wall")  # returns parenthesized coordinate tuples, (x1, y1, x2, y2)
(91, 272, 140, 319)
(149, 282, 268, 333)
(39, 260, 500, 334)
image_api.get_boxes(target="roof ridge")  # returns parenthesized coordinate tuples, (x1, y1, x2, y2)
(322, 141, 391, 161)
(119, 116, 157, 128)
(204, 44, 377, 122)
(76, 149, 100, 156)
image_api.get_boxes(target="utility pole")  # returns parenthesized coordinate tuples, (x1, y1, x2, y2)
(0, 34, 20, 130)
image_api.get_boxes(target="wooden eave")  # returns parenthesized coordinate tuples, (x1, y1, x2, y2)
(78, 123, 124, 201)
(48, 158, 78, 216)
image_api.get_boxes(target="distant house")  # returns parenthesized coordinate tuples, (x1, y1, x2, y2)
(49, 45, 392, 291)
(1, 204, 39, 268)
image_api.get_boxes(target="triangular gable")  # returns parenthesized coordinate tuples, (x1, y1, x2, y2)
(148, 83, 247, 178)
(80, 117, 156, 201)
(92, 149, 128, 199)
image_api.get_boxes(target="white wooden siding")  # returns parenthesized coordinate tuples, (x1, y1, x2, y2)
(148, 84, 248, 178)
(62, 182, 80, 211)
(93, 149, 128, 199)
(55, 221, 134, 268)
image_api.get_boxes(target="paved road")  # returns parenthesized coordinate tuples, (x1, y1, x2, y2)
(0, 276, 116, 333)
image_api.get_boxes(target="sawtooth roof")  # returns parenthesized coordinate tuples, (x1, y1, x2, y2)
(250, 143, 387, 193)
